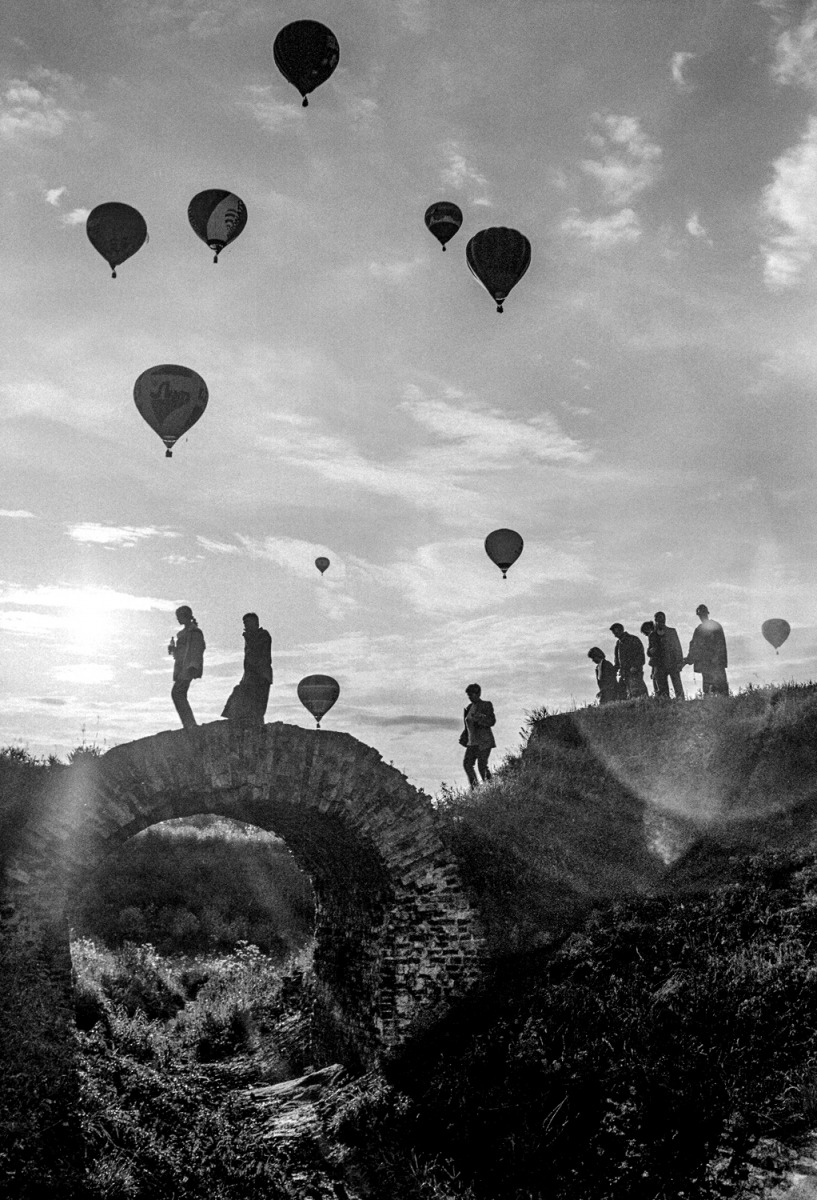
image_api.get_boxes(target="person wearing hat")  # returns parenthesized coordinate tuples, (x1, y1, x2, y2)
(684, 604, 728, 695)
(459, 683, 496, 787)
(610, 623, 648, 699)
(587, 647, 619, 704)
(168, 605, 205, 728)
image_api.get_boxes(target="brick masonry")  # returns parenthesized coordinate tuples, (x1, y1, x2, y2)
(2, 721, 488, 1063)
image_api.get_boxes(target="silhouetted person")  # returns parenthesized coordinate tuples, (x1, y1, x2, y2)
(684, 604, 729, 695)
(459, 683, 495, 787)
(587, 647, 619, 704)
(652, 611, 685, 699)
(610, 623, 648, 698)
(168, 605, 205, 729)
(641, 621, 657, 695)
(222, 613, 273, 725)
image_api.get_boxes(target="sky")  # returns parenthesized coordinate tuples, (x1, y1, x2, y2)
(2, 0, 817, 796)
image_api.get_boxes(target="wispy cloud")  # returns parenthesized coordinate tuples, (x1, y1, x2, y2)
(581, 114, 662, 206)
(769, 1, 817, 90)
(364, 714, 461, 730)
(686, 211, 710, 241)
(670, 51, 696, 90)
(0, 69, 87, 141)
(440, 139, 491, 205)
(368, 258, 423, 282)
(45, 185, 66, 206)
(0, 509, 35, 519)
(61, 207, 90, 226)
(239, 85, 302, 132)
(0, 583, 175, 613)
(561, 207, 641, 247)
(67, 523, 180, 547)
(761, 115, 817, 288)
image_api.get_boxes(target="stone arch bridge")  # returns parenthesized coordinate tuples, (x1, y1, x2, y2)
(3, 721, 486, 1064)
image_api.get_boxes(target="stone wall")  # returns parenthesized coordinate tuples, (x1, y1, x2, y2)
(2, 720, 487, 1062)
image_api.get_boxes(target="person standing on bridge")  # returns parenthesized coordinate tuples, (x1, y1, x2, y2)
(459, 683, 496, 788)
(221, 612, 273, 725)
(168, 605, 205, 729)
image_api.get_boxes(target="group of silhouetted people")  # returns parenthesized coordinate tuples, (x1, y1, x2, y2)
(588, 604, 729, 704)
(168, 606, 272, 729)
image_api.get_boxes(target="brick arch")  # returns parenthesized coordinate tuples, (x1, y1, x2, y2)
(4, 721, 486, 1063)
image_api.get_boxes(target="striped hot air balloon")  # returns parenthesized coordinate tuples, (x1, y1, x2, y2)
(187, 190, 247, 263)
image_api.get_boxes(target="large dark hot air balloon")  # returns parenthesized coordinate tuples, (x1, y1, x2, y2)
(425, 201, 463, 251)
(297, 674, 339, 727)
(273, 20, 339, 107)
(86, 202, 147, 278)
(133, 364, 208, 458)
(466, 227, 531, 312)
(762, 618, 790, 653)
(315, 557, 330, 575)
(188, 190, 247, 263)
(485, 528, 523, 578)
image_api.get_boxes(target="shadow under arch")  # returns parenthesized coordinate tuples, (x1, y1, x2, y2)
(3, 721, 487, 1066)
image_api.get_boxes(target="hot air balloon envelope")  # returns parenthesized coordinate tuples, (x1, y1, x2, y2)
(425, 201, 463, 251)
(297, 674, 339, 727)
(485, 528, 524, 578)
(466, 227, 531, 312)
(273, 20, 339, 105)
(133, 364, 208, 457)
(762, 618, 790, 651)
(315, 557, 330, 575)
(86, 202, 148, 277)
(188, 190, 247, 261)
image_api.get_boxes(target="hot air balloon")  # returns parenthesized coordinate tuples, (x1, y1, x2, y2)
(273, 20, 339, 107)
(762, 618, 790, 653)
(133, 364, 208, 458)
(315, 557, 330, 575)
(297, 674, 339, 728)
(485, 528, 523, 579)
(466, 227, 531, 313)
(425, 201, 463, 251)
(86, 202, 148, 278)
(188, 190, 247, 263)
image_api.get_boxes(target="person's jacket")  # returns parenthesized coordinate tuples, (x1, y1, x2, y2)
(244, 627, 273, 683)
(596, 658, 618, 700)
(653, 626, 684, 671)
(461, 699, 496, 749)
(614, 632, 645, 676)
(687, 620, 727, 672)
(173, 623, 205, 681)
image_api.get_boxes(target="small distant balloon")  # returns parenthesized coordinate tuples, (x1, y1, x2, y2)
(188, 190, 247, 263)
(133, 364, 208, 458)
(424, 201, 463, 251)
(466, 227, 531, 313)
(315, 557, 330, 575)
(762, 618, 790, 653)
(297, 674, 340, 728)
(485, 528, 523, 579)
(86, 202, 148, 278)
(273, 20, 339, 106)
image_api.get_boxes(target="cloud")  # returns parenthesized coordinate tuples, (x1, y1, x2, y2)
(761, 116, 817, 288)
(769, 2, 817, 90)
(61, 207, 90, 226)
(239, 85, 302, 132)
(56, 665, 114, 685)
(440, 140, 491, 204)
(401, 388, 591, 464)
(686, 211, 710, 241)
(363, 714, 461, 730)
(67, 523, 180, 547)
(45, 186, 66, 206)
(670, 51, 696, 90)
(0, 70, 84, 140)
(398, 0, 431, 35)
(581, 114, 662, 206)
(368, 258, 423, 282)
(31, 697, 68, 706)
(561, 207, 641, 247)
(0, 583, 176, 613)
(0, 509, 35, 519)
